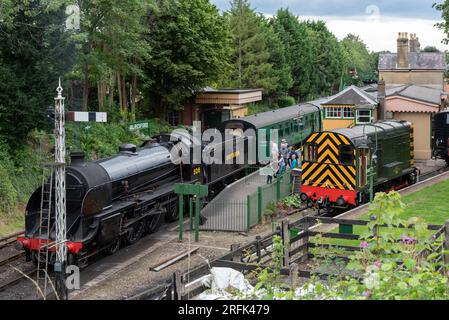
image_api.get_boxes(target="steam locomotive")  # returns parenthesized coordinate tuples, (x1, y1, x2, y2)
(17, 104, 322, 267)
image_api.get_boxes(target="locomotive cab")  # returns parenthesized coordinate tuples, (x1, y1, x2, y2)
(432, 111, 449, 165)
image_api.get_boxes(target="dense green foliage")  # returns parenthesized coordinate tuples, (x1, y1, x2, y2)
(144, 0, 230, 117)
(0, 1, 73, 148)
(224, 0, 278, 95)
(226, 193, 449, 300)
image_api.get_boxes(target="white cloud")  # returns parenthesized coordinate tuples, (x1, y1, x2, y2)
(298, 15, 449, 52)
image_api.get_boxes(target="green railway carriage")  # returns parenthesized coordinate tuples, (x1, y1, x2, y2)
(301, 121, 418, 209)
(222, 103, 322, 160)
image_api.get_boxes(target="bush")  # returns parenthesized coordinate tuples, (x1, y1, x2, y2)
(277, 96, 296, 109)
(66, 122, 144, 160)
(247, 102, 278, 116)
(0, 164, 18, 214)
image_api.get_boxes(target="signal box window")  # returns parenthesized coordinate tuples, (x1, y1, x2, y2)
(340, 145, 354, 165)
(356, 109, 373, 124)
(304, 143, 318, 162)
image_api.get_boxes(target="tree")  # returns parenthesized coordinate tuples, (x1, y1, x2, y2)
(422, 46, 440, 53)
(305, 20, 344, 96)
(339, 34, 373, 86)
(271, 9, 313, 101)
(144, 0, 231, 119)
(263, 18, 293, 98)
(224, 0, 277, 94)
(73, 0, 151, 119)
(0, 0, 74, 148)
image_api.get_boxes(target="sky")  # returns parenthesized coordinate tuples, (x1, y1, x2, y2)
(211, 0, 449, 52)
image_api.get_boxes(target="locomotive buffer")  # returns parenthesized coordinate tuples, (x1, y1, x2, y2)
(50, 79, 107, 300)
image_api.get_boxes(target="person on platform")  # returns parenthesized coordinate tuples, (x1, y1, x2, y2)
(277, 153, 286, 176)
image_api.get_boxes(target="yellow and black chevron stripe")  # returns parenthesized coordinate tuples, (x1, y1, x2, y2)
(302, 132, 356, 190)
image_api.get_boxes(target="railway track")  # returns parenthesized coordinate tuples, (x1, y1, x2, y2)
(0, 231, 26, 268)
(0, 231, 24, 250)
(0, 268, 37, 293)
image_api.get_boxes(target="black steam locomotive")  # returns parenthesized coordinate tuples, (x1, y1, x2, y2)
(433, 111, 449, 166)
(17, 131, 250, 266)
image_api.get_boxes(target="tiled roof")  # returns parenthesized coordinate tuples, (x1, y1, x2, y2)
(378, 52, 447, 70)
(322, 85, 377, 106)
(386, 84, 442, 105)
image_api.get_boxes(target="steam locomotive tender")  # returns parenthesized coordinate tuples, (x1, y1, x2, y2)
(300, 121, 419, 210)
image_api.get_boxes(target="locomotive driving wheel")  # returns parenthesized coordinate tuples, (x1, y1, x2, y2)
(106, 237, 121, 255)
(164, 197, 179, 222)
(125, 220, 145, 245)
(145, 211, 163, 234)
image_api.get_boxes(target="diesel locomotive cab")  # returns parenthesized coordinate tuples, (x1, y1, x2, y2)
(433, 111, 449, 165)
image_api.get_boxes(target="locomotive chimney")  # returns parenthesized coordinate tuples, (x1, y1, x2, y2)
(397, 32, 409, 68)
(70, 152, 86, 166)
(377, 78, 386, 120)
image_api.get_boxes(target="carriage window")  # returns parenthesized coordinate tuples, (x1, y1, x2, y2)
(447, 114, 449, 125)
(340, 145, 354, 165)
(304, 143, 318, 162)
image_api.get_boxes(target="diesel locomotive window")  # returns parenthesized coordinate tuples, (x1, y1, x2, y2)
(339, 145, 354, 165)
(304, 143, 318, 162)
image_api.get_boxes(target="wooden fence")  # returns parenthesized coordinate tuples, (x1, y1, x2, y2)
(129, 216, 449, 300)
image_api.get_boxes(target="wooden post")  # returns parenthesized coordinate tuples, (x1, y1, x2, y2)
(302, 217, 310, 263)
(256, 236, 262, 263)
(289, 263, 299, 289)
(444, 220, 449, 266)
(281, 219, 290, 268)
(173, 270, 184, 300)
(231, 244, 241, 263)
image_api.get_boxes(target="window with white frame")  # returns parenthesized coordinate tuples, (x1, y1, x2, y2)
(325, 107, 342, 119)
(325, 106, 354, 119)
(356, 109, 373, 124)
(343, 107, 354, 119)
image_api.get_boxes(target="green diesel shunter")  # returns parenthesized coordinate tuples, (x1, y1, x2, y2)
(301, 120, 419, 209)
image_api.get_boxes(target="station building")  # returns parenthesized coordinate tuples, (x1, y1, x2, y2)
(320, 85, 378, 131)
(174, 87, 263, 130)
(376, 32, 448, 160)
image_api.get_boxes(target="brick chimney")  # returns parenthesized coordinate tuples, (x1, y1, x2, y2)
(397, 32, 409, 68)
(409, 33, 421, 53)
(378, 78, 386, 120)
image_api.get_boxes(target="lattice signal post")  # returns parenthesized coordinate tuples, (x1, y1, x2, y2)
(52, 79, 107, 299)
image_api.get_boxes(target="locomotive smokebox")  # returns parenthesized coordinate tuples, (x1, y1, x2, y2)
(70, 152, 86, 166)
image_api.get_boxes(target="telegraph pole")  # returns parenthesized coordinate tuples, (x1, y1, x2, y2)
(54, 79, 68, 300)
